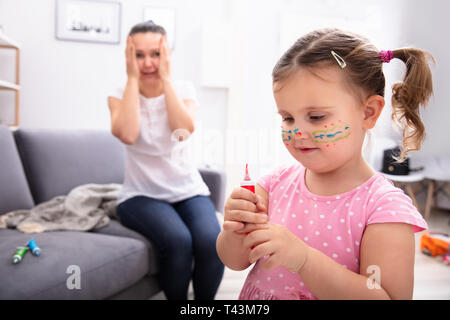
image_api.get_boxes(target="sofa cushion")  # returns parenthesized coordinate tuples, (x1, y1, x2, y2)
(14, 129, 125, 204)
(0, 229, 149, 299)
(92, 220, 159, 276)
(0, 125, 34, 215)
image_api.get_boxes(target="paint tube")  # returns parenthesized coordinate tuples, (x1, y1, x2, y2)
(12, 246, 28, 264)
(27, 238, 41, 256)
(240, 163, 255, 193)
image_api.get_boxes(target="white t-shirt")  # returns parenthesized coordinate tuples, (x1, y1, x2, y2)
(109, 80, 210, 204)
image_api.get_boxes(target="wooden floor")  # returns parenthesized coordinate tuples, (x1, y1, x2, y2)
(152, 207, 450, 300)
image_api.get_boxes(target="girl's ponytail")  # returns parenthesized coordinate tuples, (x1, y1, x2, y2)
(390, 48, 435, 161)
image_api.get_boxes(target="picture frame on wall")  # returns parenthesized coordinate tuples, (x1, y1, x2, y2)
(143, 7, 176, 49)
(55, 0, 121, 44)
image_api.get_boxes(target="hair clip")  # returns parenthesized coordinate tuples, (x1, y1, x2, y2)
(331, 50, 347, 69)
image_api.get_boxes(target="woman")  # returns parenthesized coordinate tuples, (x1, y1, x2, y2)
(108, 21, 224, 300)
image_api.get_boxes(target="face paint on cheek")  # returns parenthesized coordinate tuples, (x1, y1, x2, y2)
(281, 130, 291, 146)
(293, 128, 302, 137)
(312, 122, 352, 147)
(281, 128, 303, 144)
(281, 130, 291, 142)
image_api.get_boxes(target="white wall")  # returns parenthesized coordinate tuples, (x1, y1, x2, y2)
(400, 0, 450, 158)
(0, 0, 229, 136)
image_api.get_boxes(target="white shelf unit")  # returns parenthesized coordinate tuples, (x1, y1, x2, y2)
(0, 33, 21, 126)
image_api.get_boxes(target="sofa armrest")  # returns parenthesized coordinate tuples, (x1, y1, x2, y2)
(198, 167, 226, 214)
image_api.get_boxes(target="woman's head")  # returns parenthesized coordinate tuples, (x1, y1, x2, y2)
(128, 21, 167, 82)
(273, 28, 434, 172)
(128, 21, 166, 37)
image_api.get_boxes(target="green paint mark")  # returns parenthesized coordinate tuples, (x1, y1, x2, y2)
(312, 124, 351, 144)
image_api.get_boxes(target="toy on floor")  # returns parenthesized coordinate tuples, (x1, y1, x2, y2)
(420, 232, 450, 260)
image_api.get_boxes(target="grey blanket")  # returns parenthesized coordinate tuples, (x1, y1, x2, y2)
(0, 184, 122, 233)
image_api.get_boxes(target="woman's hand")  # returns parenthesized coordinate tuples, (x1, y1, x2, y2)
(223, 187, 268, 234)
(126, 36, 140, 80)
(159, 35, 172, 82)
(243, 223, 309, 273)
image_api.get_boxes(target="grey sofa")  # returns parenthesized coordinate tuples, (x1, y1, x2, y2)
(0, 125, 226, 300)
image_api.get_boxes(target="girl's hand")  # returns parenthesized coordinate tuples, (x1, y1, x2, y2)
(243, 223, 309, 273)
(223, 187, 268, 233)
(126, 36, 139, 80)
(159, 35, 172, 82)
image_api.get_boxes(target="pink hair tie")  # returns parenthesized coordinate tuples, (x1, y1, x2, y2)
(379, 50, 394, 63)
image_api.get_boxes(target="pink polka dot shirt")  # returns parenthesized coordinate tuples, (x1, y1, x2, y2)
(239, 163, 427, 300)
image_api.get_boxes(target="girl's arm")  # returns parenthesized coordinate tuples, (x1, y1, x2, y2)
(245, 221, 415, 299)
(216, 185, 269, 271)
(298, 223, 414, 299)
(216, 224, 251, 271)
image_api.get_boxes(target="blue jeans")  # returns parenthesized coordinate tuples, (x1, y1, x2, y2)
(117, 195, 224, 300)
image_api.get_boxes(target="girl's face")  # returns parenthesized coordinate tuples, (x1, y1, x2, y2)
(274, 66, 369, 174)
(132, 32, 163, 83)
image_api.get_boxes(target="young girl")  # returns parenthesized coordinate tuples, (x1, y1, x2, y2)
(216, 28, 434, 300)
